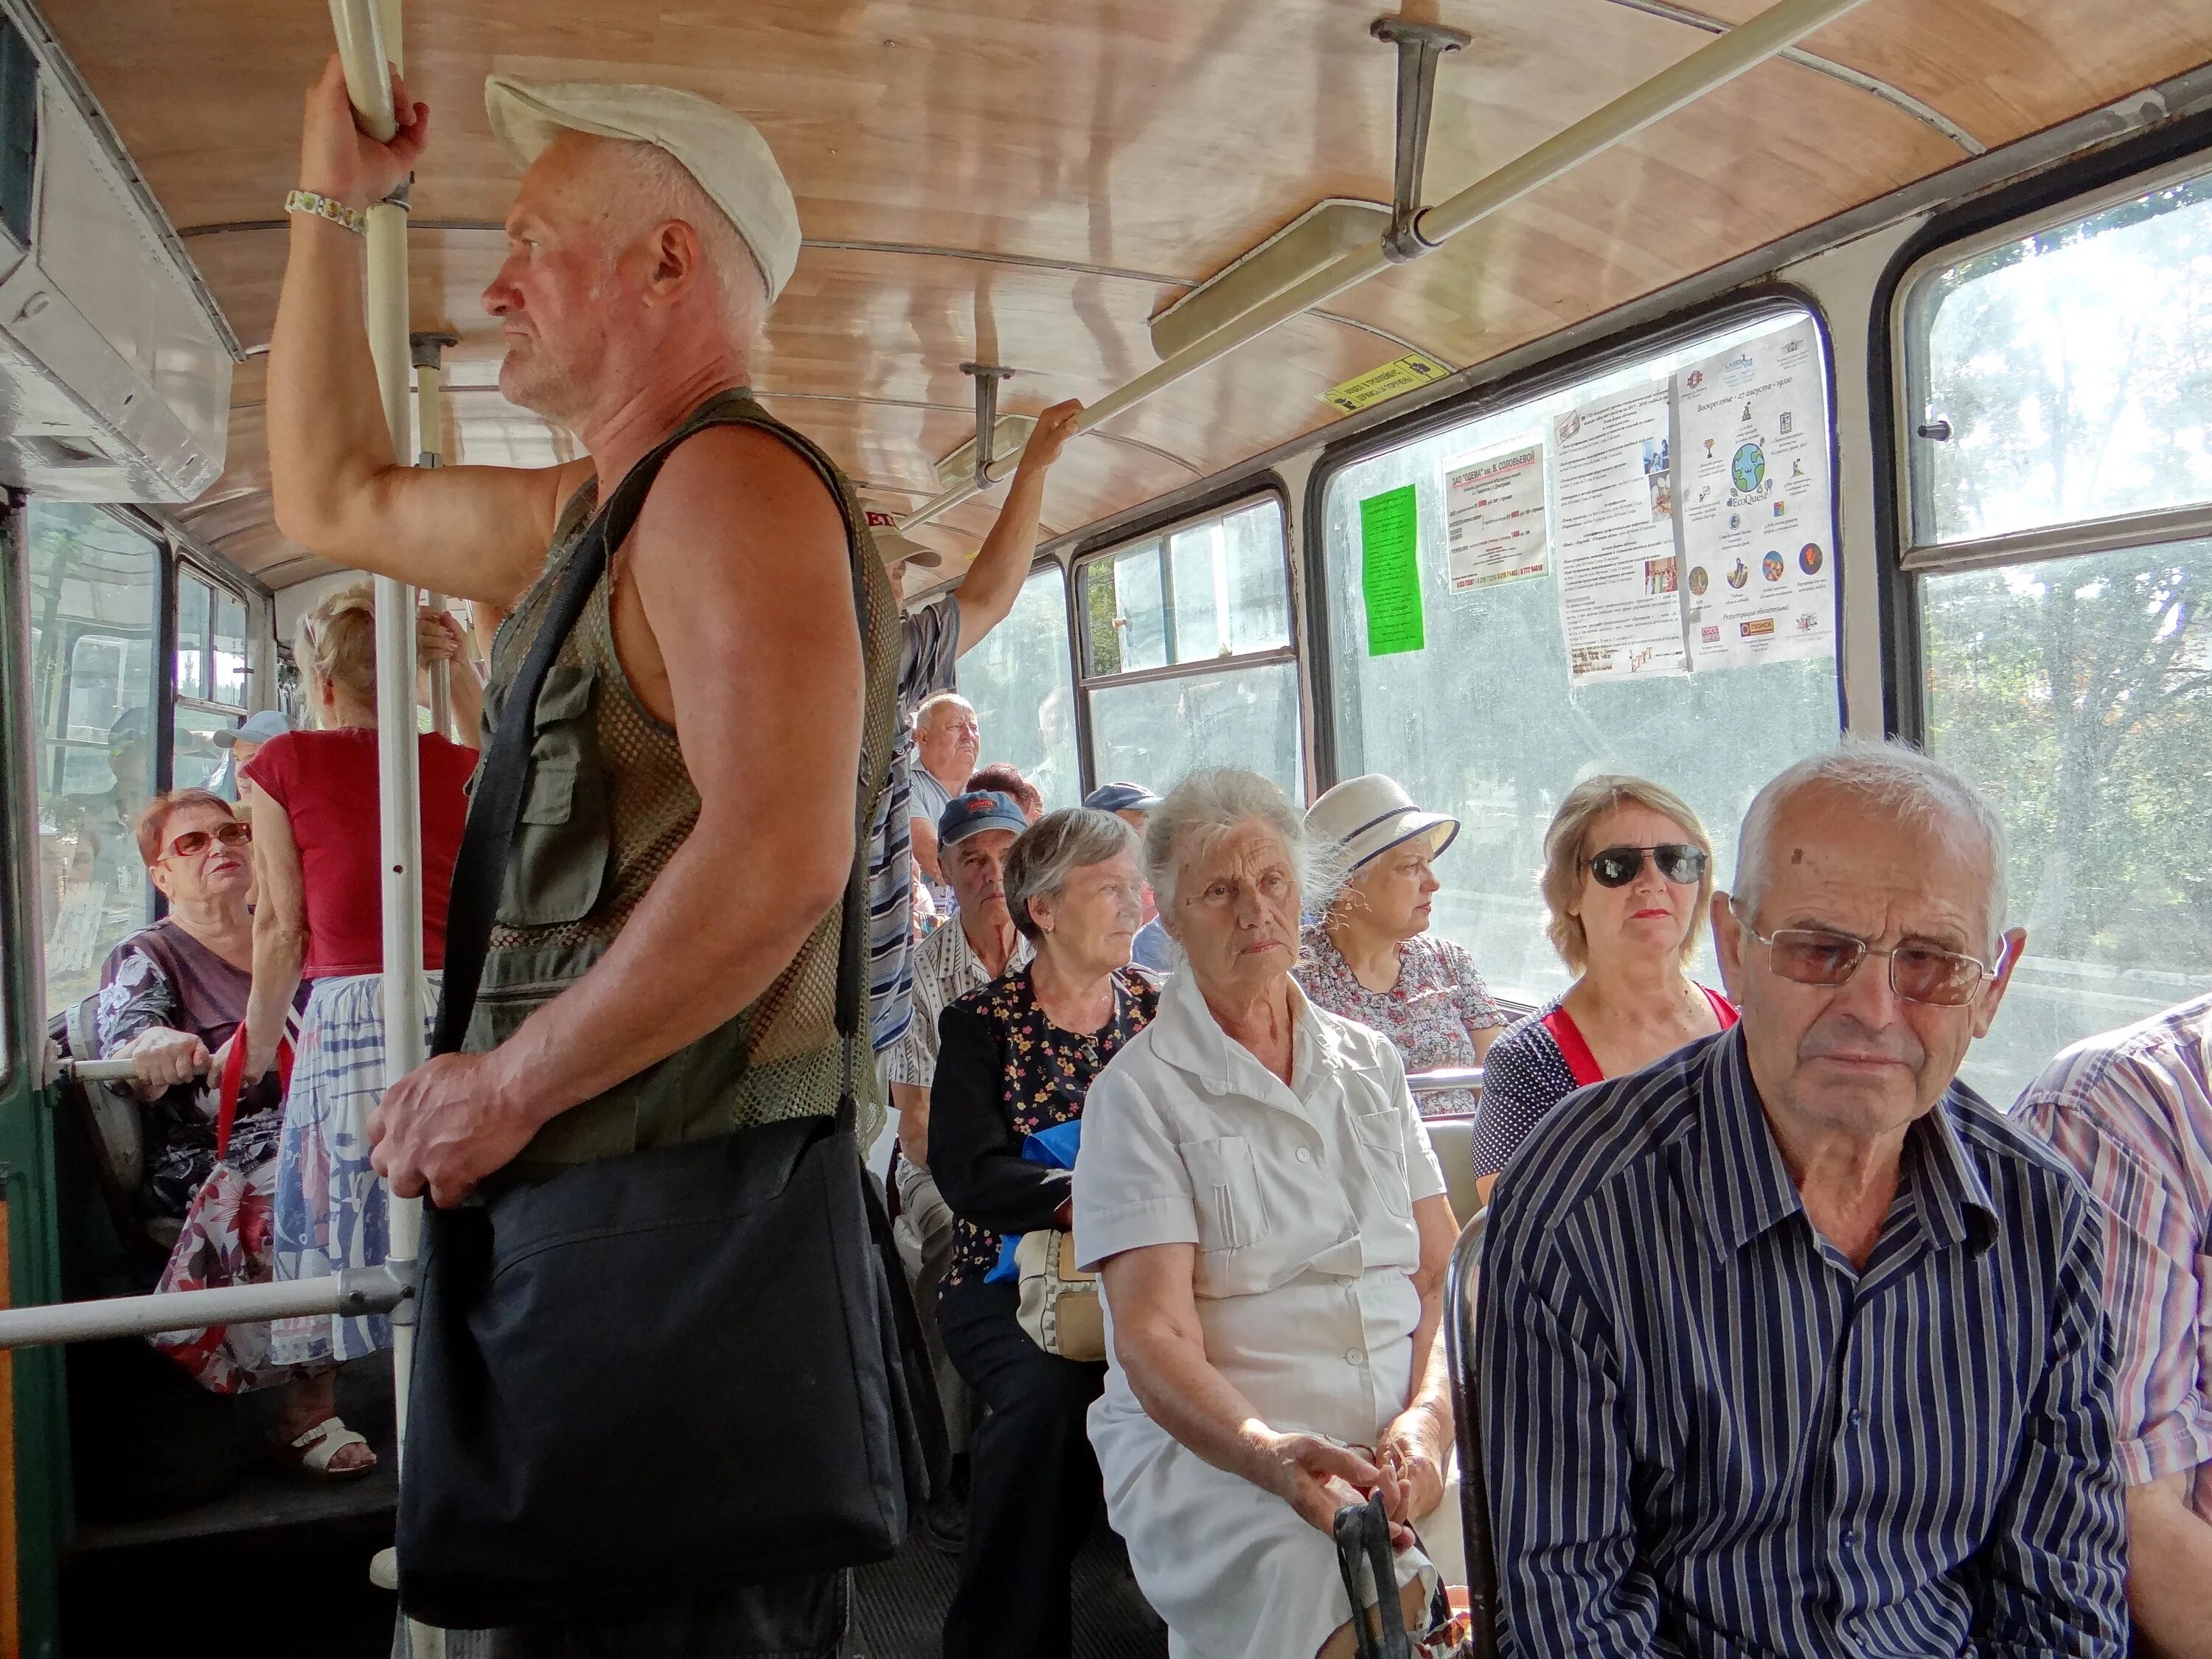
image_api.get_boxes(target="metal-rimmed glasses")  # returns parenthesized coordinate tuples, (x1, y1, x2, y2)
(1731, 900, 2008, 1007)
(160, 821, 251, 862)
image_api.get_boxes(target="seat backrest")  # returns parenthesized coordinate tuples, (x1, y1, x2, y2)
(1423, 1119, 1480, 1225)
(60, 992, 159, 1258)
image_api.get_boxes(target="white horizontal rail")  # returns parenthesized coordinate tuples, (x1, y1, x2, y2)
(898, 0, 1871, 534)
(59, 1057, 140, 1085)
(0, 1265, 412, 1351)
(1406, 1065, 1484, 1096)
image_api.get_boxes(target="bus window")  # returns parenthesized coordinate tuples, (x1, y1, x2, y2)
(173, 568, 248, 795)
(1078, 495, 1303, 802)
(1902, 164, 2212, 1103)
(1318, 306, 1840, 1009)
(27, 503, 160, 1017)
(956, 562, 1082, 812)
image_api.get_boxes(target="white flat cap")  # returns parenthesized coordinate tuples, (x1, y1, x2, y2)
(1305, 773, 1459, 872)
(863, 508, 942, 570)
(484, 74, 802, 305)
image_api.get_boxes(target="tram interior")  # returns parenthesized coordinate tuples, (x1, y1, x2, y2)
(0, 0, 2209, 1652)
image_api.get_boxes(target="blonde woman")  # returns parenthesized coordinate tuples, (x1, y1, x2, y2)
(230, 584, 480, 1382)
(1472, 775, 1736, 1198)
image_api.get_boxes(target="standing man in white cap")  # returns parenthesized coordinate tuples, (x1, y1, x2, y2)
(262, 56, 947, 1655)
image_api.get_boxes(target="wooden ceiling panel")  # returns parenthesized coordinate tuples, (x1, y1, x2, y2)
(1695, 0, 2212, 147)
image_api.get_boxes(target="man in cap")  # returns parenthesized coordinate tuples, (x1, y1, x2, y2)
(265, 57, 928, 1654)
(1086, 782, 1169, 970)
(886, 789, 1034, 1543)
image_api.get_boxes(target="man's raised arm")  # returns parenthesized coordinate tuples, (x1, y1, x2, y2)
(269, 56, 585, 605)
(953, 400, 1081, 654)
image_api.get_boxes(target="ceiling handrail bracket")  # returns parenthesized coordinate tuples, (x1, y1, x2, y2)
(959, 361, 1017, 490)
(1371, 15, 1470, 262)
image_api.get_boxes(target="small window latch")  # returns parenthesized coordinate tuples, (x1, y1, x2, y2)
(1916, 418, 1953, 442)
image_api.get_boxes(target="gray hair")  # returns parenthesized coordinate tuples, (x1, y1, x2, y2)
(1003, 808, 1138, 942)
(1144, 768, 1343, 916)
(1734, 738, 2009, 951)
(597, 139, 767, 343)
(913, 689, 973, 734)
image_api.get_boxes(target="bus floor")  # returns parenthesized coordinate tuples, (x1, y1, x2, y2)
(63, 1486, 1169, 1658)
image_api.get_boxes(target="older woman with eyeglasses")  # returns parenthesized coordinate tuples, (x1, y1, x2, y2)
(91, 790, 364, 1469)
(1473, 774, 1735, 1199)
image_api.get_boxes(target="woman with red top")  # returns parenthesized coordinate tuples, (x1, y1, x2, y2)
(231, 583, 480, 1372)
(1473, 775, 1736, 1202)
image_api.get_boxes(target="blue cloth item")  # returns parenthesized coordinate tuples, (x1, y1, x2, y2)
(1130, 917, 1172, 973)
(1083, 782, 1162, 814)
(865, 599, 961, 1052)
(1477, 1025, 2129, 1658)
(986, 1119, 1085, 1284)
(939, 790, 1030, 845)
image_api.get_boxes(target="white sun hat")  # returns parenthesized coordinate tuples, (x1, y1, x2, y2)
(862, 508, 942, 571)
(483, 75, 802, 304)
(1304, 773, 1460, 872)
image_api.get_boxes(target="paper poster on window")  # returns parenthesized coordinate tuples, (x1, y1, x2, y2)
(1675, 319, 1833, 670)
(1358, 484, 1426, 655)
(1443, 441, 1548, 591)
(1548, 385, 1686, 681)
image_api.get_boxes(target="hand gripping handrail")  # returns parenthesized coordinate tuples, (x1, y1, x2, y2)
(898, 0, 1874, 534)
(1443, 1208, 1498, 1656)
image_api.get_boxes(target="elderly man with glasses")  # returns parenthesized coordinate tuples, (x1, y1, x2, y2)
(1477, 740, 2128, 1658)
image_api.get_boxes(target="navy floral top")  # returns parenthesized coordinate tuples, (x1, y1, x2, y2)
(927, 964, 1159, 1293)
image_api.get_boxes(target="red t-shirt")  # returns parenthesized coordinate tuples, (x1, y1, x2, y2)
(243, 728, 477, 979)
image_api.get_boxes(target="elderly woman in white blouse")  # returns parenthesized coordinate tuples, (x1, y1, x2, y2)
(1074, 768, 1463, 1659)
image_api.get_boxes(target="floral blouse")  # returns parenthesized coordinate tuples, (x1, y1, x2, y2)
(1296, 924, 1505, 1118)
(928, 964, 1160, 1293)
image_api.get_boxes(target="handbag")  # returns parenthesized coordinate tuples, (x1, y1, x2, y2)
(1014, 1228, 1105, 1361)
(396, 414, 940, 1630)
(150, 1036, 294, 1394)
(1332, 1492, 1473, 1659)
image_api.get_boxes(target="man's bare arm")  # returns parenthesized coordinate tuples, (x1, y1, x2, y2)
(371, 427, 865, 1201)
(953, 400, 1080, 655)
(891, 1080, 930, 1168)
(268, 56, 588, 604)
(2128, 1471, 2212, 1658)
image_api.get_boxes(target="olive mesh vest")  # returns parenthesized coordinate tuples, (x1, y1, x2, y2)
(469, 390, 900, 1166)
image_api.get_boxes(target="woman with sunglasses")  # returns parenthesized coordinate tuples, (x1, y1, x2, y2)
(91, 791, 369, 1471)
(228, 583, 480, 1399)
(1473, 775, 1734, 1201)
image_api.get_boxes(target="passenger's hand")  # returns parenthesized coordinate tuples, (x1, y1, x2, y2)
(1256, 1430, 1415, 1549)
(299, 53, 428, 209)
(122, 1026, 212, 1090)
(416, 608, 468, 664)
(369, 1051, 535, 1208)
(1015, 400, 1083, 475)
(1376, 1407, 1449, 1526)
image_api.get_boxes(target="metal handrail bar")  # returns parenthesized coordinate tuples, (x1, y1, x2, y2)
(0, 1265, 412, 1352)
(1407, 1065, 1482, 1096)
(897, 0, 1872, 534)
(1443, 1208, 1498, 1656)
(56, 1057, 139, 1085)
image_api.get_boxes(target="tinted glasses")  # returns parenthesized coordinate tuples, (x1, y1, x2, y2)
(163, 821, 251, 860)
(1735, 908, 2006, 1007)
(1586, 844, 1707, 887)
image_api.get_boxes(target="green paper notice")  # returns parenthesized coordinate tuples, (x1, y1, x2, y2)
(1360, 485, 1425, 655)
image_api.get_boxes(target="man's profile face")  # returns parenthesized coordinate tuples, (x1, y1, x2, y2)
(1714, 783, 2023, 1145)
(484, 133, 630, 423)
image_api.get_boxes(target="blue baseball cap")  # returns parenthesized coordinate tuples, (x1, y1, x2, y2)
(938, 790, 1029, 846)
(1083, 781, 1162, 814)
(214, 709, 293, 748)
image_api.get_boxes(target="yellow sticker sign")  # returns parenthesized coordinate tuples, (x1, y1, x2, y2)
(1321, 352, 1452, 414)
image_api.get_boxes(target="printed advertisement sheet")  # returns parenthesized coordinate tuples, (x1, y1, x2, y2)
(1443, 442, 1548, 591)
(1549, 386, 1685, 681)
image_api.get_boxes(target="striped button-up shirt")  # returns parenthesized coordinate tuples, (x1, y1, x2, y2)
(1477, 1027, 2126, 1658)
(2015, 992, 2212, 1521)
(866, 597, 961, 1053)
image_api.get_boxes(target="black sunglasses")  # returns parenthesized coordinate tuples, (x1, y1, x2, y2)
(1586, 844, 1707, 887)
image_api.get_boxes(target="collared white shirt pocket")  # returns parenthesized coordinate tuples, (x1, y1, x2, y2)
(1348, 1108, 1413, 1220)
(1181, 1135, 1270, 1256)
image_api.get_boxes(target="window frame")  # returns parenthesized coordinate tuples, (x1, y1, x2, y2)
(1890, 149, 2212, 580)
(1300, 285, 1845, 796)
(1068, 477, 1300, 795)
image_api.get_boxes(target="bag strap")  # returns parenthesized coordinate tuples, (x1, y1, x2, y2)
(214, 1034, 291, 1161)
(1332, 1492, 1413, 1659)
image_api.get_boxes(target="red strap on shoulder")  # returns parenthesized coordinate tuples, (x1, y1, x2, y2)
(1702, 984, 1741, 1030)
(1540, 1005, 1606, 1089)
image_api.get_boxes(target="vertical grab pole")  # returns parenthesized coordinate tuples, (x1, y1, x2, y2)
(328, 5, 439, 1649)
(411, 333, 459, 740)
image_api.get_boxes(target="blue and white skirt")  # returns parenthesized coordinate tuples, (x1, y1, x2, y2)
(269, 971, 440, 1368)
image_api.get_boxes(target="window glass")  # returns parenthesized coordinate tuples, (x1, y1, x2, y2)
(1910, 170, 2212, 545)
(28, 503, 160, 1016)
(956, 566, 1082, 812)
(1090, 661, 1303, 804)
(1082, 500, 1290, 675)
(211, 587, 248, 707)
(1321, 310, 1839, 1007)
(172, 706, 238, 797)
(174, 571, 209, 701)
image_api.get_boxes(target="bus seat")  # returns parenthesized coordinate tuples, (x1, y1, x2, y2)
(1444, 1209, 1500, 1656)
(58, 992, 166, 1262)
(1425, 1119, 1480, 1225)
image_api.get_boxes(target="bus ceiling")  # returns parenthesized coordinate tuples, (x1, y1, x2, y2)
(18, 0, 2212, 585)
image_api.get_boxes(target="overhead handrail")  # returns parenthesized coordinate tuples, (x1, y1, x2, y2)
(1443, 1208, 1498, 1656)
(899, 0, 1873, 534)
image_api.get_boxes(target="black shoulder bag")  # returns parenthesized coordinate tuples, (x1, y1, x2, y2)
(397, 423, 939, 1630)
